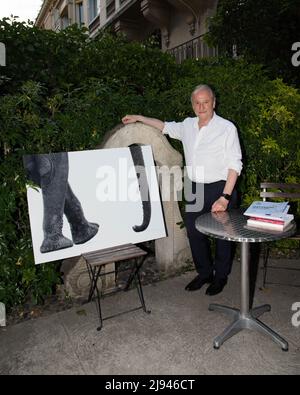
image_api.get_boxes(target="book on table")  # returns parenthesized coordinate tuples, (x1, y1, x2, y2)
(244, 201, 294, 231)
(243, 201, 289, 220)
(246, 214, 294, 231)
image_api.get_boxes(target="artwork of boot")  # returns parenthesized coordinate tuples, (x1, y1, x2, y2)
(24, 152, 100, 253)
(38, 153, 73, 253)
(64, 184, 99, 244)
(40, 214, 73, 253)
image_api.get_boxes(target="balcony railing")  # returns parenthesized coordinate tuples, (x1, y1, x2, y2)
(89, 15, 100, 33)
(168, 35, 218, 63)
(106, 0, 116, 18)
(53, 16, 70, 31)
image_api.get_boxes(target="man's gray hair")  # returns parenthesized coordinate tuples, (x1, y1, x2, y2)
(191, 84, 215, 104)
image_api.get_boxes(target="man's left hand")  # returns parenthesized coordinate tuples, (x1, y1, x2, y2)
(211, 197, 229, 212)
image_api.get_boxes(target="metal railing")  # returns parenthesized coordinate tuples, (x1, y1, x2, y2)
(89, 15, 100, 33)
(168, 34, 218, 63)
(106, 0, 116, 17)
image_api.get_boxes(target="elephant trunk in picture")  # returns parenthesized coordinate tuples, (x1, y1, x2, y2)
(129, 145, 152, 232)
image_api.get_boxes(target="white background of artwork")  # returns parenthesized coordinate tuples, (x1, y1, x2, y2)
(26, 146, 166, 264)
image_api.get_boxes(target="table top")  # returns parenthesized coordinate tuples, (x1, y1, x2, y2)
(195, 209, 296, 243)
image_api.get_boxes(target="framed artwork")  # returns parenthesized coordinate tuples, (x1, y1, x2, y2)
(24, 145, 166, 264)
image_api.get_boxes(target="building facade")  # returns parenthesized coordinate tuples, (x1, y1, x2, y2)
(35, 0, 218, 62)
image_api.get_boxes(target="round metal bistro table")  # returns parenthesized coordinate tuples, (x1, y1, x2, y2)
(195, 209, 296, 351)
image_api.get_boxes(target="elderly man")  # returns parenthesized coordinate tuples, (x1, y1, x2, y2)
(122, 84, 242, 295)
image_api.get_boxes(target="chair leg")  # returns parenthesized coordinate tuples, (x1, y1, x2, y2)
(262, 244, 270, 288)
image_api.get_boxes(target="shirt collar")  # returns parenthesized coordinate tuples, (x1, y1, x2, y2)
(194, 112, 216, 130)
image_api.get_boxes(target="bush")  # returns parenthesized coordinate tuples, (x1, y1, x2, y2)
(159, 58, 300, 205)
(0, 18, 178, 95)
(205, 0, 300, 86)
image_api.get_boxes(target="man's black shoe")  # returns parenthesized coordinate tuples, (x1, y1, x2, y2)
(205, 278, 227, 296)
(185, 274, 214, 291)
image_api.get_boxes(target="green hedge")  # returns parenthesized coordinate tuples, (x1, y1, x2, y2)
(0, 18, 178, 95)
(0, 20, 299, 309)
(160, 58, 300, 204)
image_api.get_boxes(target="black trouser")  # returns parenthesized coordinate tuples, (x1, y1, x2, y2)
(184, 180, 238, 280)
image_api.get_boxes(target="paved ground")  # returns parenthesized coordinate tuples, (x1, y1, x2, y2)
(0, 258, 299, 375)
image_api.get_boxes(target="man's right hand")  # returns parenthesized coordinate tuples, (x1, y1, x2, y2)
(121, 115, 165, 131)
(122, 115, 140, 124)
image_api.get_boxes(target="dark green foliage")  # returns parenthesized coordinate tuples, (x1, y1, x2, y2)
(0, 18, 299, 310)
(0, 19, 87, 94)
(205, 0, 300, 86)
(0, 18, 178, 95)
(162, 58, 300, 206)
(0, 18, 179, 309)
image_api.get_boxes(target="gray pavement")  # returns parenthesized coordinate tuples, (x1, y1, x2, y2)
(0, 258, 300, 375)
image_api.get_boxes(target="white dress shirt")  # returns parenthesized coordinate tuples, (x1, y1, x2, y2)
(163, 113, 243, 183)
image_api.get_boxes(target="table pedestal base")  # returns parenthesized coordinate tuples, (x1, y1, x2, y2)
(209, 303, 288, 351)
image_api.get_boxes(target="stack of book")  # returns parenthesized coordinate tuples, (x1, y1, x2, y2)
(244, 201, 294, 231)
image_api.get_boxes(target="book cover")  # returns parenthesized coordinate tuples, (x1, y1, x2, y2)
(243, 201, 290, 220)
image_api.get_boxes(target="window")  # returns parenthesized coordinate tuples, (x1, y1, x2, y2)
(52, 8, 61, 31)
(61, 16, 70, 29)
(76, 2, 84, 27)
(89, 0, 100, 22)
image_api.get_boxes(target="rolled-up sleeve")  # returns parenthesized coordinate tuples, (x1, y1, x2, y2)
(162, 121, 183, 141)
(225, 126, 243, 175)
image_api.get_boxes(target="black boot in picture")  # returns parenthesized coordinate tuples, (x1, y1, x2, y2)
(39, 153, 73, 253)
(64, 184, 99, 245)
